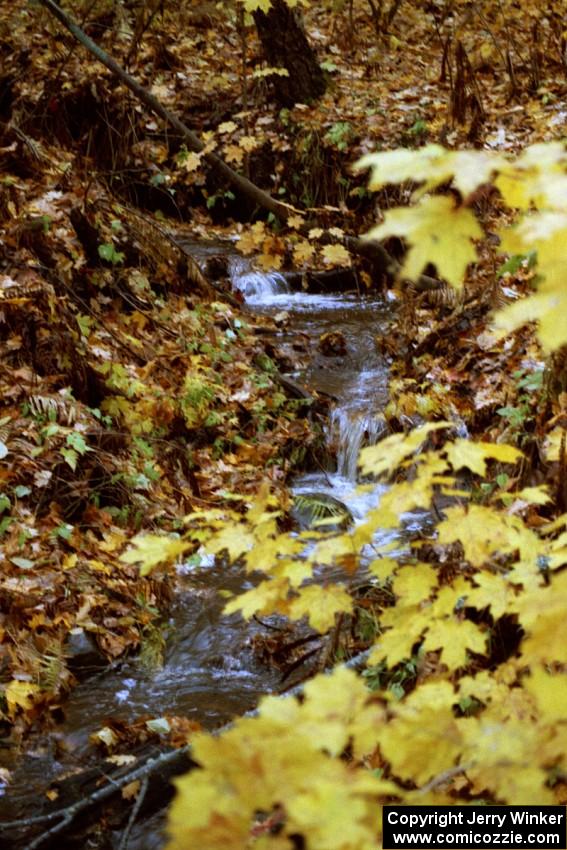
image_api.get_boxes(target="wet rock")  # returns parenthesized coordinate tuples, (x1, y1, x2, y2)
(273, 310, 289, 327)
(204, 254, 229, 280)
(292, 492, 353, 531)
(285, 268, 358, 293)
(65, 628, 107, 678)
(318, 331, 347, 356)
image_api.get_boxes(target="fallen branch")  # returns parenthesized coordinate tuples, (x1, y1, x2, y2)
(37, 0, 443, 293)
(37, 0, 291, 222)
(118, 776, 149, 850)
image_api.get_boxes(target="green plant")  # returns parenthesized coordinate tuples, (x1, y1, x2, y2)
(324, 120, 353, 151)
(98, 242, 125, 265)
(497, 365, 545, 442)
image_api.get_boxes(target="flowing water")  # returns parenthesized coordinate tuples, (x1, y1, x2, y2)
(228, 254, 391, 518)
(0, 245, 394, 840)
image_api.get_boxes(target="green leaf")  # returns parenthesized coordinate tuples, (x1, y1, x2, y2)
(10, 557, 35, 570)
(0, 516, 13, 536)
(146, 717, 171, 735)
(61, 447, 78, 471)
(98, 243, 125, 265)
(53, 523, 73, 540)
(66, 432, 91, 455)
(76, 314, 93, 337)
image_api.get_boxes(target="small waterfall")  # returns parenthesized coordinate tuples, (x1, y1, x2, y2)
(329, 408, 385, 480)
(225, 246, 390, 518)
(228, 256, 289, 305)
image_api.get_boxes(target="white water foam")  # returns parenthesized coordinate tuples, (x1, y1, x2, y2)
(228, 256, 289, 305)
(329, 407, 385, 480)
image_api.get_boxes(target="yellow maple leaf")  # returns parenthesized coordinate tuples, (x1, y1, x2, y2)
(423, 618, 487, 670)
(309, 532, 355, 566)
(392, 563, 437, 605)
(379, 702, 461, 785)
(354, 145, 503, 198)
(517, 571, 567, 664)
(257, 252, 283, 271)
(372, 603, 430, 667)
(544, 427, 567, 461)
(467, 571, 513, 619)
(245, 532, 304, 574)
(287, 215, 305, 229)
(237, 222, 266, 255)
(359, 422, 449, 479)
(511, 485, 552, 506)
(5, 680, 41, 718)
(238, 135, 259, 152)
(458, 670, 510, 706)
(522, 666, 567, 725)
(445, 439, 523, 476)
(365, 195, 482, 288)
(236, 232, 258, 255)
(495, 291, 567, 355)
(206, 523, 255, 560)
(437, 504, 537, 567)
(460, 713, 553, 804)
(354, 144, 447, 190)
(120, 534, 192, 575)
(270, 557, 313, 587)
(223, 144, 244, 165)
(286, 778, 376, 848)
(321, 244, 351, 267)
(289, 583, 353, 631)
(369, 626, 419, 668)
(494, 212, 567, 352)
(225, 576, 291, 619)
(182, 152, 202, 172)
(241, 0, 271, 11)
(261, 667, 370, 756)
(293, 240, 315, 264)
(495, 143, 567, 210)
(167, 710, 386, 850)
(429, 577, 472, 617)
(367, 557, 399, 581)
(217, 121, 238, 134)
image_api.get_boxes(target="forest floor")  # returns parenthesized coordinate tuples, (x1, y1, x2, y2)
(0, 0, 566, 804)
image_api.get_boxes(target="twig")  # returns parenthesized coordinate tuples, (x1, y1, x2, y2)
(0, 745, 192, 833)
(416, 762, 473, 796)
(26, 810, 75, 850)
(118, 776, 149, 850)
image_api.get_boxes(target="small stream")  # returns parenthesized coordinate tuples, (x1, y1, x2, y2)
(1, 245, 395, 839)
(229, 252, 391, 510)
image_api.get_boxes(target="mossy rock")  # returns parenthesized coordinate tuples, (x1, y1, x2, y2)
(292, 491, 353, 531)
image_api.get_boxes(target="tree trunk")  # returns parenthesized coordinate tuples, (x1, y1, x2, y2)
(253, 0, 326, 106)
